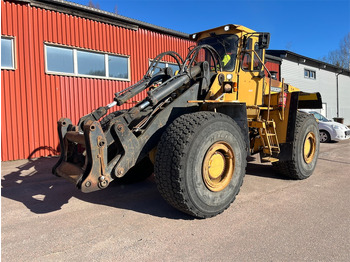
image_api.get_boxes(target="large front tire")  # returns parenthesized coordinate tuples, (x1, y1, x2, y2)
(273, 111, 320, 179)
(154, 112, 247, 218)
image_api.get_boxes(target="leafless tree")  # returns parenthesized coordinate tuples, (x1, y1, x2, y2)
(322, 33, 350, 70)
(88, 0, 100, 9)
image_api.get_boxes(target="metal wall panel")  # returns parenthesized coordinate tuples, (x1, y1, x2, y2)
(1, 1, 193, 161)
(1, 1, 281, 161)
(265, 61, 280, 81)
(280, 59, 350, 124)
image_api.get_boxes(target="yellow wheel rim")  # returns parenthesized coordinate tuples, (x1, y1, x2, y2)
(202, 141, 235, 192)
(303, 132, 316, 164)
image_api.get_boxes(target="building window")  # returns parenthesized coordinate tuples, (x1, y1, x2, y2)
(304, 69, 316, 79)
(45, 43, 130, 80)
(108, 55, 129, 79)
(46, 45, 74, 73)
(1, 36, 15, 69)
(77, 50, 105, 76)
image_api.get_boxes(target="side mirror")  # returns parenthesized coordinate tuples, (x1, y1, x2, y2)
(258, 33, 270, 49)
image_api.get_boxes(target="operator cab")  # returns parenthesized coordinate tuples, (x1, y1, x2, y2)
(197, 34, 239, 71)
(190, 24, 271, 106)
(190, 24, 270, 74)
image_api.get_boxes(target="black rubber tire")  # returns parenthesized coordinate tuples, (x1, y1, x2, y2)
(117, 157, 154, 184)
(319, 130, 330, 143)
(154, 112, 247, 218)
(272, 111, 320, 180)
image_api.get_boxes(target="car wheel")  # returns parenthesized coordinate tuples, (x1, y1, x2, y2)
(319, 130, 330, 143)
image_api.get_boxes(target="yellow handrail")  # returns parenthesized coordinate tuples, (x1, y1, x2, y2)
(245, 49, 272, 121)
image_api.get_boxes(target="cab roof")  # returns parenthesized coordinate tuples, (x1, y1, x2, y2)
(190, 24, 256, 41)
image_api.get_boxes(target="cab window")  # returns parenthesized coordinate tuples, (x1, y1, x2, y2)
(253, 42, 263, 71)
(242, 38, 263, 71)
(197, 34, 239, 71)
(242, 38, 252, 70)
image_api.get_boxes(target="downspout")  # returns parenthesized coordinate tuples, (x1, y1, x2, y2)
(335, 69, 343, 118)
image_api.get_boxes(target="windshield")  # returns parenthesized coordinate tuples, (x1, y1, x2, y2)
(197, 34, 239, 71)
(310, 111, 331, 122)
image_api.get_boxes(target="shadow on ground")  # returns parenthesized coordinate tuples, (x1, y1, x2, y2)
(1, 156, 286, 218)
(1, 157, 193, 219)
(246, 155, 290, 180)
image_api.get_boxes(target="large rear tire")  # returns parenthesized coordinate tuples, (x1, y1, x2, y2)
(155, 112, 247, 218)
(273, 111, 320, 179)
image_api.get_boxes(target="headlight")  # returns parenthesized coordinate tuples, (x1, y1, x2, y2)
(332, 125, 340, 129)
(227, 74, 233, 80)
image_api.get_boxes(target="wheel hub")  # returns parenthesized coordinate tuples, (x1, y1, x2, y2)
(202, 142, 235, 192)
(303, 132, 316, 164)
(208, 152, 226, 179)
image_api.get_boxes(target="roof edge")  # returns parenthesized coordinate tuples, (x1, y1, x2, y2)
(267, 50, 350, 75)
(265, 54, 282, 62)
(7, 0, 190, 39)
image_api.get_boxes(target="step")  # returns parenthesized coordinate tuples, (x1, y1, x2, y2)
(263, 146, 279, 149)
(261, 156, 279, 163)
(266, 133, 277, 136)
(263, 148, 280, 154)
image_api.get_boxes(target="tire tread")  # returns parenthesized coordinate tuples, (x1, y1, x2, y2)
(273, 111, 318, 179)
(155, 111, 246, 218)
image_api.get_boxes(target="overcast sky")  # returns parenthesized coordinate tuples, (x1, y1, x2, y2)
(71, 0, 350, 61)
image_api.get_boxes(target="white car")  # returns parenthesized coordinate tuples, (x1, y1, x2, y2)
(306, 111, 350, 143)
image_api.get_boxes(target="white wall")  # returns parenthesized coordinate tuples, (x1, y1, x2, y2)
(338, 74, 350, 125)
(280, 60, 350, 125)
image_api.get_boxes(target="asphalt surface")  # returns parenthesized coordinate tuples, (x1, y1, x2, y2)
(2, 139, 350, 261)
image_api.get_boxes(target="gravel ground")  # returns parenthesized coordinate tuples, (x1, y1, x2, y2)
(2, 139, 350, 261)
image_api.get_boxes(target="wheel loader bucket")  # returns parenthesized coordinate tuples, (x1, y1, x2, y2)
(52, 118, 110, 193)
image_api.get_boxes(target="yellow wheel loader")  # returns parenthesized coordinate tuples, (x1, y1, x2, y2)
(53, 24, 322, 218)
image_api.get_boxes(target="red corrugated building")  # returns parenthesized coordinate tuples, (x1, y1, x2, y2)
(1, 0, 194, 161)
(1, 0, 280, 161)
(265, 54, 281, 81)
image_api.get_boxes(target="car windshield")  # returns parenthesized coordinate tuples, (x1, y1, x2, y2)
(197, 34, 239, 71)
(310, 111, 331, 122)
